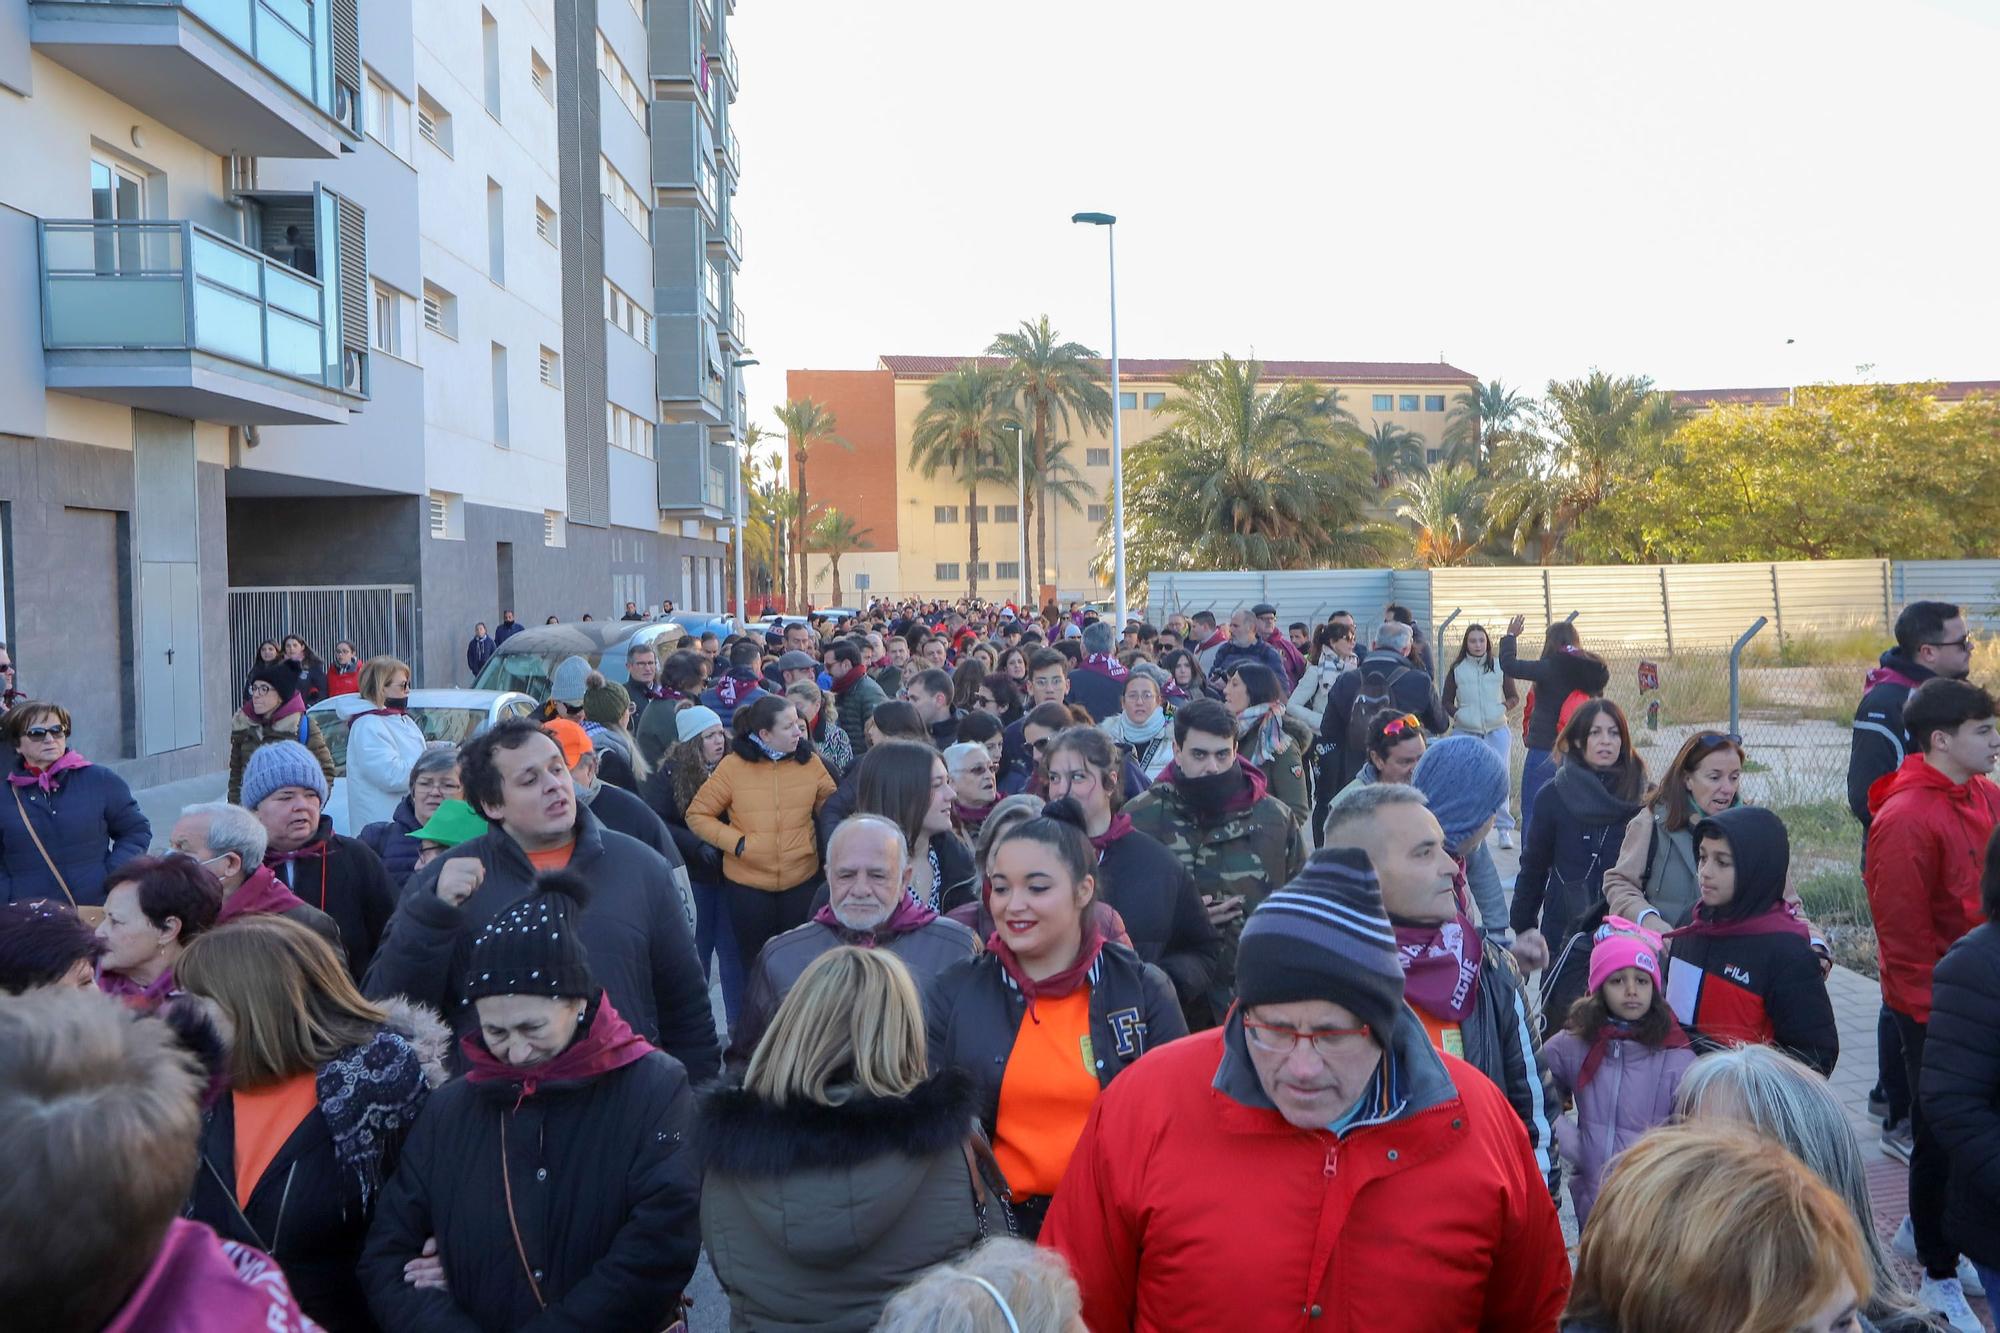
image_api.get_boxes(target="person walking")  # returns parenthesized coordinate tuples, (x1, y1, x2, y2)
(1500, 615, 1611, 835)
(93, 853, 223, 1010)
(1065, 621, 1128, 723)
(465, 623, 498, 681)
(575, 673, 644, 791)
(361, 873, 702, 1331)
(847, 740, 978, 913)
(1851, 601, 1974, 828)
(1223, 663, 1313, 829)
(1442, 622, 1520, 848)
(0, 701, 149, 908)
(699, 639, 772, 728)
(1601, 730, 1746, 932)
(230, 662, 337, 806)
(702, 947, 986, 1331)
(342, 656, 427, 834)
(1315, 621, 1445, 826)
(355, 745, 462, 892)
(244, 741, 397, 981)
(1207, 608, 1286, 683)
(326, 641, 362, 698)
(171, 801, 344, 951)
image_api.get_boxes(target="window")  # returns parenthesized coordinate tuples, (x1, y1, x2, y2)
(603, 279, 652, 348)
(993, 504, 1018, 523)
(530, 49, 553, 103)
(1143, 391, 1166, 410)
(596, 32, 647, 126)
(935, 563, 961, 581)
(486, 179, 505, 283)
(1399, 394, 1420, 412)
(1118, 391, 1137, 410)
(415, 89, 452, 155)
(599, 156, 647, 236)
(995, 561, 1020, 579)
(480, 10, 501, 118)
(428, 490, 464, 540)
(538, 346, 560, 388)
(365, 73, 412, 159)
(421, 282, 457, 338)
(934, 505, 960, 523)
(968, 505, 989, 523)
(371, 280, 416, 360)
(1087, 504, 1108, 522)
(608, 403, 655, 458)
(1424, 394, 1446, 412)
(703, 260, 723, 313)
(535, 198, 557, 245)
(490, 343, 510, 446)
(544, 510, 566, 547)
(1371, 393, 1393, 412)
(969, 563, 991, 581)
(1086, 447, 1111, 467)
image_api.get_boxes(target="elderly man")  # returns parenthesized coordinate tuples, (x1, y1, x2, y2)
(1208, 608, 1286, 682)
(942, 741, 998, 837)
(1043, 847, 1569, 1331)
(728, 815, 976, 1064)
(169, 800, 342, 953)
(1318, 619, 1446, 796)
(1067, 621, 1128, 722)
(625, 640, 671, 723)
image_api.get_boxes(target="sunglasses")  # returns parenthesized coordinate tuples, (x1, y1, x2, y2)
(0, 663, 14, 673)
(1378, 714, 1423, 739)
(1929, 636, 1972, 651)
(22, 725, 67, 740)
(1694, 730, 1743, 747)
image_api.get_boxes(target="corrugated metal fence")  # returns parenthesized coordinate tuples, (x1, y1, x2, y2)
(228, 585, 417, 690)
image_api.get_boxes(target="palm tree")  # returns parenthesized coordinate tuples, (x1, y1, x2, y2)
(987, 316, 1112, 597)
(910, 362, 1018, 600)
(771, 398, 849, 606)
(761, 483, 800, 606)
(1444, 379, 1534, 470)
(1393, 464, 1488, 567)
(1363, 420, 1426, 487)
(809, 509, 872, 608)
(1105, 354, 1384, 576)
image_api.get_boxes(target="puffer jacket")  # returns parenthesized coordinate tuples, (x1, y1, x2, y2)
(831, 669, 887, 756)
(685, 735, 837, 891)
(0, 758, 150, 905)
(1921, 921, 2000, 1271)
(697, 1072, 983, 1332)
(1510, 763, 1643, 942)
(1602, 804, 1825, 947)
(1500, 634, 1611, 752)
(341, 704, 427, 834)
(1848, 649, 1936, 827)
(357, 796, 425, 892)
(1443, 657, 1514, 734)
(1540, 1027, 1696, 1226)
(228, 707, 337, 806)
(1864, 754, 2000, 1021)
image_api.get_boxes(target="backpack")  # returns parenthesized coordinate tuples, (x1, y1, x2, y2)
(1339, 661, 1411, 788)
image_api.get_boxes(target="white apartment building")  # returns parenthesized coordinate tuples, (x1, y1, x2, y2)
(0, 0, 743, 784)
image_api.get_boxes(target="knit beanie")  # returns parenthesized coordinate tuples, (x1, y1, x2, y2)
(1587, 915, 1665, 996)
(465, 870, 596, 1001)
(549, 655, 593, 705)
(1236, 847, 1406, 1047)
(1411, 735, 1509, 853)
(247, 661, 302, 705)
(675, 705, 723, 743)
(241, 739, 328, 811)
(581, 672, 631, 727)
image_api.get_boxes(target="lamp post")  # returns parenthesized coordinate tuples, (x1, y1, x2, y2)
(730, 356, 759, 625)
(1071, 211, 1125, 629)
(1004, 420, 1028, 608)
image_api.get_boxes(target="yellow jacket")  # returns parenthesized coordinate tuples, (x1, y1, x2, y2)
(685, 738, 837, 891)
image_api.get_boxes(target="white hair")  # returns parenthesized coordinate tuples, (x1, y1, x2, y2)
(827, 814, 910, 881)
(942, 742, 989, 775)
(178, 801, 268, 867)
(876, 1238, 1082, 1333)
(1373, 621, 1413, 653)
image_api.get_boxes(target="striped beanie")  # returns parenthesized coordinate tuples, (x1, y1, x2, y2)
(1236, 847, 1405, 1047)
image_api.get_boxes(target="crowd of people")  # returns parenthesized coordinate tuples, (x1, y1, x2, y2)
(0, 593, 1996, 1331)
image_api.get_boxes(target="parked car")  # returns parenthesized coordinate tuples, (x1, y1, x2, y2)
(308, 689, 538, 834)
(665, 613, 735, 643)
(471, 620, 690, 703)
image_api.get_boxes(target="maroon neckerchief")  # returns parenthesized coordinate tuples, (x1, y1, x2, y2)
(953, 798, 995, 829)
(1078, 653, 1129, 681)
(215, 865, 310, 926)
(829, 662, 869, 696)
(811, 893, 937, 945)
(462, 993, 655, 1108)
(1576, 1013, 1693, 1088)
(1392, 912, 1483, 1023)
(9, 749, 90, 794)
(1665, 902, 1811, 944)
(265, 830, 332, 910)
(244, 693, 306, 727)
(1088, 811, 1135, 854)
(986, 915, 1107, 1020)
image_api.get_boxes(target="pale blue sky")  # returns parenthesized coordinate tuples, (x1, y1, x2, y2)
(729, 0, 1998, 453)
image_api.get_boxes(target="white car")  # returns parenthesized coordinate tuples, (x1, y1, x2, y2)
(307, 689, 537, 835)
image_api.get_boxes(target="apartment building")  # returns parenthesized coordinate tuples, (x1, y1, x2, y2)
(0, 0, 741, 785)
(790, 356, 1477, 606)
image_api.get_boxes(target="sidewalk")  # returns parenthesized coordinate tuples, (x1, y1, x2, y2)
(134, 769, 226, 838)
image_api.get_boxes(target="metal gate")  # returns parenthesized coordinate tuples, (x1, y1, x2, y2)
(228, 585, 416, 689)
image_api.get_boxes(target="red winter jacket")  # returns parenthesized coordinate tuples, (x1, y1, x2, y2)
(1865, 755, 2000, 1022)
(1041, 1015, 1569, 1333)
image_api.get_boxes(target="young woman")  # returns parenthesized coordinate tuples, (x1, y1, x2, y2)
(1335, 708, 1431, 804)
(281, 634, 330, 706)
(357, 744, 462, 892)
(852, 740, 977, 914)
(94, 854, 222, 1010)
(998, 646, 1030, 688)
(325, 642, 362, 698)
(1442, 624, 1520, 849)
(1161, 650, 1210, 703)
(341, 656, 427, 834)
(246, 639, 282, 698)
(1501, 616, 1611, 835)
(686, 693, 839, 975)
(1286, 621, 1358, 733)
(361, 873, 701, 1331)
(230, 663, 337, 807)
(0, 701, 150, 908)
(700, 947, 984, 1331)
(785, 678, 853, 779)
(1223, 663, 1312, 829)
(924, 798, 1184, 1239)
(1099, 666, 1176, 784)
(646, 705, 744, 1026)
(179, 917, 443, 1333)
(1510, 700, 1648, 1019)
(956, 708, 1008, 775)
(974, 673, 1024, 728)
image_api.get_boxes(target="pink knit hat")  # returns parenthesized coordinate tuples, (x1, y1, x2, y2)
(1587, 915, 1665, 996)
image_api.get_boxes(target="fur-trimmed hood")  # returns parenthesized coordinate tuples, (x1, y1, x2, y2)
(698, 1067, 975, 1178)
(377, 995, 452, 1089)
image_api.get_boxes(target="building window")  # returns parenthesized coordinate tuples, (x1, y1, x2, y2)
(480, 10, 501, 117)
(538, 346, 560, 388)
(703, 261, 723, 313)
(993, 504, 1018, 523)
(371, 280, 415, 360)
(1118, 391, 1137, 410)
(364, 72, 412, 160)
(1086, 447, 1111, 467)
(490, 343, 510, 447)
(535, 198, 557, 245)
(1371, 393, 1393, 412)
(428, 490, 464, 540)
(1399, 394, 1420, 412)
(934, 505, 960, 523)
(530, 49, 553, 103)
(1087, 504, 1108, 522)
(421, 281, 457, 338)
(486, 179, 505, 284)
(596, 32, 648, 127)
(969, 563, 990, 580)
(603, 279, 652, 348)
(544, 510, 566, 548)
(967, 505, 989, 523)
(1143, 391, 1166, 410)
(1424, 394, 1446, 412)
(608, 403, 654, 458)
(415, 89, 452, 155)
(935, 563, 960, 581)
(599, 156, 648, 237)
(995, 561, 1020, 579)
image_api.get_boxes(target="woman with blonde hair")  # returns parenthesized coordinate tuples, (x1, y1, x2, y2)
(179, 915, 445, 1332)
(1564, 1122, 1870, 1333)
(878, 1237, 1088, 1333)
(699, 946, 985, 1331)
(341, 655, 426, 831)
(787, 677, 854, 778)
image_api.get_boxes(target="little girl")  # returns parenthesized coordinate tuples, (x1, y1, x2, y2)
(1539, 916, 1695, 1227)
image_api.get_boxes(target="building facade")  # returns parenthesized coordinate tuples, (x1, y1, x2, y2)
(790, 356, 1477, 606)
(0, 0, 742, 786)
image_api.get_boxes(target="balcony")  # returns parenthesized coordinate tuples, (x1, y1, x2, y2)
(651, 100, 719, 224)
(31, 0, 361, 159)
(40, 218, 360, 425)
(650, 0, 714, 105)
(705, 208, 741, 267)
(707, 35, 738, 98)
(722, 125, 740, 177)
(658, 421, 730, 520)
(656, 312, 726, 419)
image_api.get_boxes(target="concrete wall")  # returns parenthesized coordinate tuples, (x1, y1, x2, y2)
(225, 493, 423, 586)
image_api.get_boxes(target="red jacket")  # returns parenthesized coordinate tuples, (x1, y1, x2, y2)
(1865, 755, 2000, 1021)
(1041, 1017, 1568, 1333)
(326, 664, 360, 697)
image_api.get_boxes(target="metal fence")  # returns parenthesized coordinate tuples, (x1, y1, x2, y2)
(227, 585, 416, 689)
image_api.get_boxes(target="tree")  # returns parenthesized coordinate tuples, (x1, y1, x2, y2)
(809, 508, 872, 608)
(1444, 379, 1534, 469)
(761, 481, 799, 608)
(987, 316, 1112, 598)
(911, 362, 1018, 600)
(1106, 355, 1385, 576)
(1363, 420, 1426, 487)
(1393, 464, 1488, 567)
(772, 398, 849, 606)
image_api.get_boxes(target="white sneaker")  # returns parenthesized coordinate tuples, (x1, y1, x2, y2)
(1894, 1218, 1987, 1296)
(1497, 830, 1514, 850)
(1917, 1276, 1981, 1333)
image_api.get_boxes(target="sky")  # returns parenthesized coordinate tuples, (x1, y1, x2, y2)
(727, 0, 1999, 459)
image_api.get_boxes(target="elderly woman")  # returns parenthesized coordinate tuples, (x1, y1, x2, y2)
(0, 701, 150, 908)
(357, 744, 461, 891)
(361, 871, 701, 1331)
(342, 656, 428, 833)
(94, 853, 222, 1010)
(1099, 664, 1175, 784)
(230, 662, 337, 806)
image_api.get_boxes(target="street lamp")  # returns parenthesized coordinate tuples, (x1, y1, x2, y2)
(1003, 420, 1028, 608)
(731, 357, 759, 624)
(1072, 211, 1126, 630)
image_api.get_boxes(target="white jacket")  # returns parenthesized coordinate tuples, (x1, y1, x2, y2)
(1286, 651, 1357, 732)
(341, 705, 427, 831)
(1448, 658, 1510, 734)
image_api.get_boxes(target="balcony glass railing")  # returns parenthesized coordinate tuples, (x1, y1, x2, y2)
(705, 462, 727, 510)
(41, 219, 332, 387)
(723, 37, 739, 90)
(730, 301, 744, 344)
(70, 0, 354, 129)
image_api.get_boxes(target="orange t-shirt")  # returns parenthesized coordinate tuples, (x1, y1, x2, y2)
(992, 988, 1099, 1199)
(1416, 1005, 1465, 1061)
(526, 842, 575, 872)
(233, 1073, 319, 1208)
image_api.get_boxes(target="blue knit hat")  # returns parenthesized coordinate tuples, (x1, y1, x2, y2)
(241, 739, 329, 811)
(1411, 734, 1508, 854)
(550, 655, 593, 705)
(1236, 847, 1405, 1046)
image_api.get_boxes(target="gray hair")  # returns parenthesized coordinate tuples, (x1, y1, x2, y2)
(942, 741, 989, 776)
(1323, 781, 1428, 842)
(178, 801, 268, 867)
(827, 813, 910, 880)
(1372, 621, 1413, 654)
(973, 793, 1047, 872)
(1675, 1045, 1924, 1324)
(1124, 662, 1170, 694)
(408, 743, 459, 793)
(1081, 620, 1115, 655)
(876, 1238, 1083, 1333)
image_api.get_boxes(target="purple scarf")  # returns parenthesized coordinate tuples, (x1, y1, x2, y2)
(811, 893, 938, 945)
(9, 749, 90, 794)
(1393, 912, 1483, 1023)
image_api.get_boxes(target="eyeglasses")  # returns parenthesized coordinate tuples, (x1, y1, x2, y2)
(974, 693, 998, 707)
(412, 777, 462, 795)
(1378, 714, 1423, 739)
(1929, 637, 1972, 651)
(22, 725, 67, 740)
(1242, 1017, 1372, 1059)
(0, 663, 14, 673)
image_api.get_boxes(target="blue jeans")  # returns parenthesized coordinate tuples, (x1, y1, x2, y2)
(1519, 746, 1557, 834)
(692, 876, 745, 1028)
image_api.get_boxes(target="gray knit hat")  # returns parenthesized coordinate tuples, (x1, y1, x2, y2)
(1411, 735, 1509, 854)
(241, 739, 329, 811)
(549, 655, 593, 705)
(1236, 847, 1405, 1046)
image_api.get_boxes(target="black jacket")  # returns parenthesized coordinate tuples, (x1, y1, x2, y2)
(362, 1041, 699, 1332)
(357, 797, 425, 893)
(1510, 764, 1643, 941)
(1317, 649, 1446, 779)
(1848, 650, 1937, 827)
(362, 806, 721, 1084)
(584, 782, 679, 868)
(1668, 922, 1838, 1075)
(268, 818, 398, 981)
(466, 634, 498, 678)
(813, 761, 865, 861)
(643, 767, 724, 887)
(1921, 921, 2000, 1270)
(1499, 634, 1611, 752)
(1065, 666, 1125, 723)
(1094, 825, 1222, 1023)
(1452, 938, 1559, 1196)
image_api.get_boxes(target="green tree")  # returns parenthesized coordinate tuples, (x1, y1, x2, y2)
(1393, 464, 1488, 567)
(772, 398, 849, 607)
(1444, 379, 1534, 469)
(987, 316, 1113, 597)
(809, 508, 872, 608)
(911, 362, 1018, 600)
(1363, 419, 1426, 487)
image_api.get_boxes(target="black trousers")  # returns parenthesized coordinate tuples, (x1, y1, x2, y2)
(724, 876, 819, 974)
(1895, 1008, 1955, 1278)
